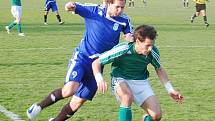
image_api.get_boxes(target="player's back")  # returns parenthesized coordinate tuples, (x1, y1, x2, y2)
(11, 0, 21, 6)
(75, 3, 132, 57)
(195, 0, 207, 4)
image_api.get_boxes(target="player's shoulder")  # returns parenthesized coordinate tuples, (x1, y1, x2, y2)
(115, 42, 130, 48)
(151, 45, 160, 56)
(110, 42, 130, 53)
(100, 42, 129, 59)
(119, 13, 130, 20)
(76, 2, 99, 7)
(98, 4, 106, 9)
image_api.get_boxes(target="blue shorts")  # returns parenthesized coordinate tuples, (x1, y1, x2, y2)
(65, 50, 99, 100)
(45, 1, 58, 12)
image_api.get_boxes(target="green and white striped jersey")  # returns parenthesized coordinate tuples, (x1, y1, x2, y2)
(99, 42, 161, 80)
(11, 0, 21, 6)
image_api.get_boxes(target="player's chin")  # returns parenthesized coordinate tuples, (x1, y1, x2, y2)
(113, 13, 121, 17)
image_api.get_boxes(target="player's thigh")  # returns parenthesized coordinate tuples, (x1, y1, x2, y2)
(196, 4, 201, 13)
(45, 4, 51, 12)
(117, 82, 132, 98)
(128, 79, 155, 107)
(111, 77, 133, 104)
(51, 3, 58, 12)
(11, 6, 22, 21)
(65, 51, 85, 83)
(141, 95, 161, 116)
(67, 51, 98, 101)
(62, 81, 80, 97)
(63, 51, 86, 97)
(117, 82, 133, 102)
(200, 10, 206, 16)
(74, 75, 98, 101)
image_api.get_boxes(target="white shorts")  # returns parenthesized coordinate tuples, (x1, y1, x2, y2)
(11, 6, 22, 19)
(111, 77, 155, 107)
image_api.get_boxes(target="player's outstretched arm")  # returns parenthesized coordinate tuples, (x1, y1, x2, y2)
(65, 2, 76, 12)
(92, 59, 108, 94)
(156, 67, 183, 103)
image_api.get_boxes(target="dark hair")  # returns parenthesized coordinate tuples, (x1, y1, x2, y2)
(106, 0, 126, 4)
(134, 25, 157, 42)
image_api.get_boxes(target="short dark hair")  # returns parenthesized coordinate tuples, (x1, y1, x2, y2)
(106, 0, 126, 4)
(134, 25, 157, 42)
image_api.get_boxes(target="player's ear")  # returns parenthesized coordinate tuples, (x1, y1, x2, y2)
(136, 38, 141, 44)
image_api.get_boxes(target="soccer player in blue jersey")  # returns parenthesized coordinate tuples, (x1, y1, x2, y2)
(27, 0, 133, 120)
(92, 25, 183, 121)
(44, 0, 64, 25)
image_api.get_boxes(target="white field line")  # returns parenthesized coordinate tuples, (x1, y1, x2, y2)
(0, 46, 215, 51)
(0, 105, 24, 121)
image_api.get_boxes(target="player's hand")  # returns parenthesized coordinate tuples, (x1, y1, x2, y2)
(65, 2, 76, 11)
(124, 33, 134, 42)
(169, 90, 183, 103)
(96, 79, 108, 94)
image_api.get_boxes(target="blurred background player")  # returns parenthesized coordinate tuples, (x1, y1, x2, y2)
(190, 0, 209, 27)
(5, 0, 25, 36)
(183, 0, 189, 8)
(92, 25, 183, 121)
(44, 0, 64, 25)
(143, 0, 147, 6)
(128, 0, 134, 8)
(26, 0, 133, 121)
(103, 0, 107, 5)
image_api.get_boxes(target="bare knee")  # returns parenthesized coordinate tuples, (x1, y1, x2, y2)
(69, 96, 86, 111)
(150, 112, 162, 121)
(120, 94, 133, 106)
(62, 81, 80, 98)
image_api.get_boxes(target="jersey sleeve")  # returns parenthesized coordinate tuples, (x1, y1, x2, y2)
(75, 3, 98, 18)
(150, 46, 161, 69)
(99, 43, 129, 65)
(122, 16, 133, 34)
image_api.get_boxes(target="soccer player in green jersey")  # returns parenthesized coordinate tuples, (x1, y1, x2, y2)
(92, 25, 183, 121)
(5, 0, 25, 36)
(190, 0, 209, 27)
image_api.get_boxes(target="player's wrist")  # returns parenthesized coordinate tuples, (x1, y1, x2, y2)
(164, 81, 175, 93)
(95, 73, 104, 82)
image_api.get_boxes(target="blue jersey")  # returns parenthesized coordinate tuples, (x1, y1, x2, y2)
(74, 3, 133, 58)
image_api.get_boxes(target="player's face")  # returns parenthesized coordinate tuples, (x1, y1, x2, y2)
(107, 0, 125, 17)
(136, 37, 154, 55)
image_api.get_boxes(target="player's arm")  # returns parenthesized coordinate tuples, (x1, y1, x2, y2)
(92, 44, 127, 93)
(92, 59, 108, 94)
(123, 18, 134, 42)
(124, 33, 134, 42)
(155, 66, 183, 103)
(65, 2, 76, 12)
